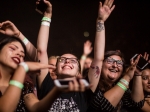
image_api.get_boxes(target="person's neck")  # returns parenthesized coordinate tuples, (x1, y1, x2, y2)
(57, 74, 75, 80)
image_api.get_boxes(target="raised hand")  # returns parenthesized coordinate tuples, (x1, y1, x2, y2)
(0, 21, 20, 37)
(36, 0, 52, 18)
(143, 52, 150, 63)
(98, 0, 115, 22)
(83, 40, 93, 56)
(133, 52, 150, 76)
(126, 54, 140, 80)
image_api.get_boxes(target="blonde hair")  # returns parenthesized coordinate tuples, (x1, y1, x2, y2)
(48, 56, 59, 60)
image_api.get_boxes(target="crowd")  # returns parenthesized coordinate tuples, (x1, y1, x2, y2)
(0, 0, 150, 112)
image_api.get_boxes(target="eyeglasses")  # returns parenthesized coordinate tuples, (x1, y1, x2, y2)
(57, 57, 79, 64)
(105, 57, 123, 67)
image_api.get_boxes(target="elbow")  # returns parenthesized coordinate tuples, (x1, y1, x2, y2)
(37, 49, 47, 56)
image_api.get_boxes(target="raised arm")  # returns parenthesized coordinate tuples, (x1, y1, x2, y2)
(80, 40, 93, 73)
(0, 62, 54, 112)
(88, 0, 115, 92)
(131, 52, 150, 111)
(0, 21, 38, 61)
(36, 0, 52, 88)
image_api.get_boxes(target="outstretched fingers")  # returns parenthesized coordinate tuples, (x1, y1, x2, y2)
(107, 0, 114, 8)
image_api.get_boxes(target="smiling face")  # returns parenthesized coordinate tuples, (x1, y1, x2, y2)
(0, 41, 25, 71)
(56, 54, 80, 79)
(142, 69, 150, 93)
(101, 55, 123, 85)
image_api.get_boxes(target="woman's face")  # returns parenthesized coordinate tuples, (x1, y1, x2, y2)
(101, 55, 123, 85)
(0, 41, 25, 70)
(56, 54, 80, 79)
(142, 69, 150, 93)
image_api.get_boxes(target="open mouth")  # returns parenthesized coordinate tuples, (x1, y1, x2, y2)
(12, 57, 20, 64)
(62, 65, 73, 69)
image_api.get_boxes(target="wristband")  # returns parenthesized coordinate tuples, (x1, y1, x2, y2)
(134, 73, 142, 76)
(120, 78, 129, 86)
(117, 82, 127, 91)
(9, 80, 24, 89)
(41, 17, 51, 23)
(81, 55, 86, 60)
(41, 21, 50, 27)
(23, 37, 29, 45)
(19, 62, 29, 72)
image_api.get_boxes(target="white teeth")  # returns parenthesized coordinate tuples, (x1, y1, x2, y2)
(63, 66, 71, 69)
(110, 69, 117, 73)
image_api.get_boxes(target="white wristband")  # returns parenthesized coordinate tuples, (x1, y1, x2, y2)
(41, 21, 50, 27)
(120, 78, 129, 86)
(19, 62, 29, 72)
(23, 37, 29, 45)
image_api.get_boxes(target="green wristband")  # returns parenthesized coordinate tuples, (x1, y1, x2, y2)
(9, 80, 24, 89)
(23, 37, 29, 45)
(117, 82, 127, 91)
(41, 17, 51, 22)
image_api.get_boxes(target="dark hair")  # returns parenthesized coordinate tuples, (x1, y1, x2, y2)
(56, 53, 81, 74)
(99, 50, 126, 92)
(0, 36, 26, 57)
(0, 36, 34, 88)
(104, 50, 125, 66)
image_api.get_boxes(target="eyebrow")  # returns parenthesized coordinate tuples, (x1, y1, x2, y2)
(108, 57, 122, 61)
(60, 57, 77, 59)
(11, 44, 25, 54)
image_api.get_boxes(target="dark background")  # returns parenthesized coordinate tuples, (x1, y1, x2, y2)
(0, 0, 150, 65)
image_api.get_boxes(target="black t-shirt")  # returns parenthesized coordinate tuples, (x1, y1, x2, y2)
(37, 73, 88, 112)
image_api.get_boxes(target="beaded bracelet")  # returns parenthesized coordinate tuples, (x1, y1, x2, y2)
(41, 21, 50, 27)
(19, 62, 29, 72)
(117, 82, 127, 91)
(120, 78, 129, 86)
(41, 17, 51, 23)
(9, 80, 24, 89)
(23, 37, 29, 45)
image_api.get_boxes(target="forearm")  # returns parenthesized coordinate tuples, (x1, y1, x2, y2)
(88, 19, 105, 92)
(94, 19, 105, 61)
(104, 75, 130, 107)
(80, 54, 87, 73)
(37, 16, 51, 88)
(17, 32, 38, 61)
(131, 75, 144, 102)
(25, 87, 61, 112)
(0, 66, 26, 111)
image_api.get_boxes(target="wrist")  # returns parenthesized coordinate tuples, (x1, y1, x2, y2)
(134, 73, 142, 76)
(96, 18, 104, 23)
(14, 31, 20, 38)
(81, 55, 87, 60)
(44, 13, 52, 18)
(123, 75, 131, 83)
